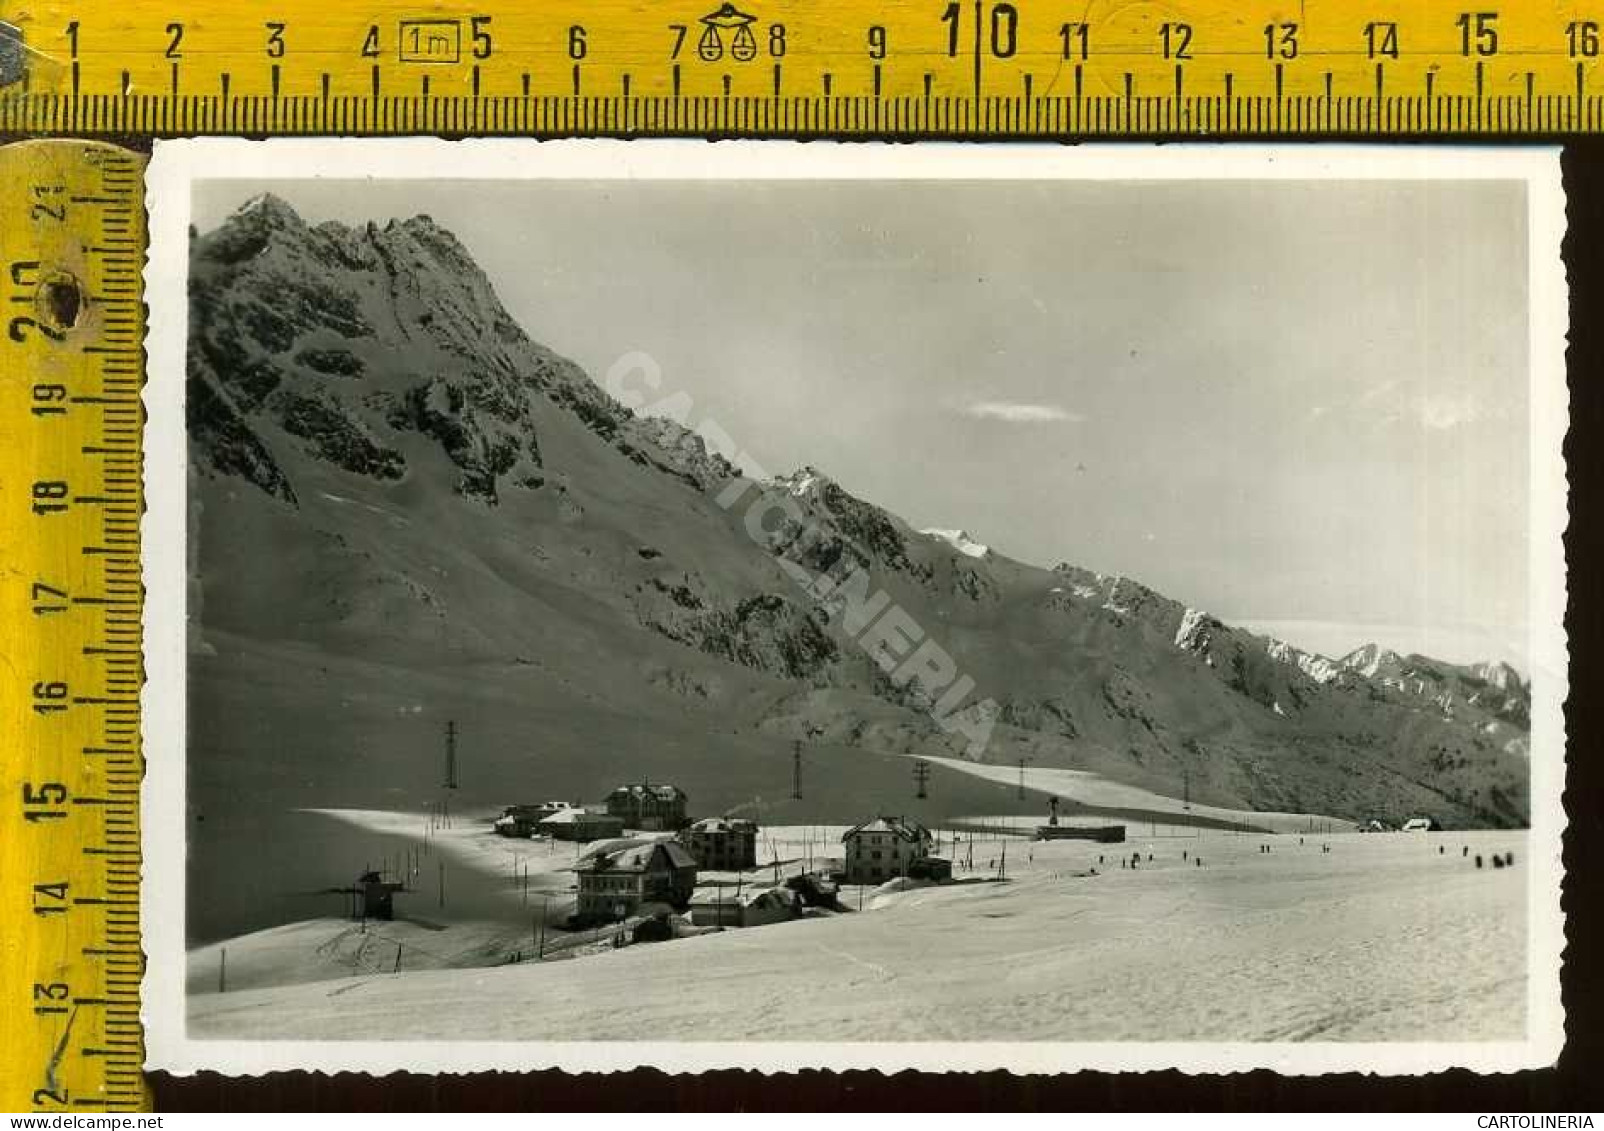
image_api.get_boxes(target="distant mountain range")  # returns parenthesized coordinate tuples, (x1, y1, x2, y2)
(185, 195, 1531, 829)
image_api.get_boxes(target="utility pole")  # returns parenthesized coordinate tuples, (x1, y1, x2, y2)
(444, 719, 459, 791)
(914, 758, 931, 799)
(791, 740, 803, 800)
(1183, 767, 1191, 811)
(1017, 756, 1033, 800)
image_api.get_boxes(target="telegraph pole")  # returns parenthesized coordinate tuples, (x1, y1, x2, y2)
(792, 740, 803, 800)
(1017, 756, 1033, 800)
(913, 758, 931, 799)
(444, 719, 459, 791)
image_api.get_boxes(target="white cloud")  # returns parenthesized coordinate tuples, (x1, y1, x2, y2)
(1416, 393, 1484, 431)
(960, 401, 1084, 424)
(1328, 381, 1490, 431)
(1357, 379, 1400, 406)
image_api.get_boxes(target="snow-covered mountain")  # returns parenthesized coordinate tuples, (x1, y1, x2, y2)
(919, 528, 991, 559)
(1342, 642, 1405, 681)
(1339, 644, 1530, 731)
(186, 196, 1532, 842)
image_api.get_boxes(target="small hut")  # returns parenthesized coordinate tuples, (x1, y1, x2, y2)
(687, 884, 801, 928)
(357, 870, 406, 921)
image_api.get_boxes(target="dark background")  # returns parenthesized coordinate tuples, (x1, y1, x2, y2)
(147, 140, 1603, 1113)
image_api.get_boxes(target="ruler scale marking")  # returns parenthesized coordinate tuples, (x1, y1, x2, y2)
(0, 3, 1596, 134)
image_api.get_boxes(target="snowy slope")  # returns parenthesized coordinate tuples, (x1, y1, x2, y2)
(190, 830, 1528, 1044)
(919, 528, 991, 559)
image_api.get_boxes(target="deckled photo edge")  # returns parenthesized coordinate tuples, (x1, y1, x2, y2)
(142, 138, 1569, 1077)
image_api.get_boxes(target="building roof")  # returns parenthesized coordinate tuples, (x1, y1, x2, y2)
(689, 883, 791, 908)
(608, 782, 687, 803)
(502, 801, 573, 819)
(539, 808, 622, 826)
(578, 841, 698, 874)
(576, 835, 676, 865)
(686, 816, 758, 834)
(842, 816, 932, 843)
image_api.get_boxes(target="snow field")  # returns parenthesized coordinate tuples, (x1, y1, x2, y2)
(190, 828, 1527, 1043)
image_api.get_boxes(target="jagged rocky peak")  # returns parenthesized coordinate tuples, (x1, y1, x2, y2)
(187, 195, 586, 506)
(1049, 562, 1175, 622)
(1263, 637, 1343, 685)
(1471, 659, 1526, 692)
(919, 528, 990, 559)
(760, 465, 928, 580)
(223, 194, 444, 247)
(385, 212, 443, 233)
(375, 212, 488, 279)
(201, 196, 496, 312)
(196, 192, 309, 264)
(233, 191, 306, 227)
(189, 196, 756, 511)
(1341, 642, 1404, 679)
(772, 465, 832, 500)
(1174, 607, 1222, 652)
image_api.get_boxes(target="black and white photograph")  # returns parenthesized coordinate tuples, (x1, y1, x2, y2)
(142, 140, 1567, 1075)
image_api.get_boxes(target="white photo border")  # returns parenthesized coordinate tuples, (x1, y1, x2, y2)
(143, 137, 1569, 1076)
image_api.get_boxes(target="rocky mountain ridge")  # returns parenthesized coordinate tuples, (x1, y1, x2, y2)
(186, 196, 1532, 828)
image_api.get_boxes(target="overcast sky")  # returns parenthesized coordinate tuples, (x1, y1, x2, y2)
(193, 177, 1532, 669)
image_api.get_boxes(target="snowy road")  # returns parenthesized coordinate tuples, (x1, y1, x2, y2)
(190, 830, 1527, 1044)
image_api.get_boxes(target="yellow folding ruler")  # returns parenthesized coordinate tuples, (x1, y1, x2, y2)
(0, 0, 1601, 133)
(0, 0, 1591, 1114)
(0, 140, 145, 1113)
